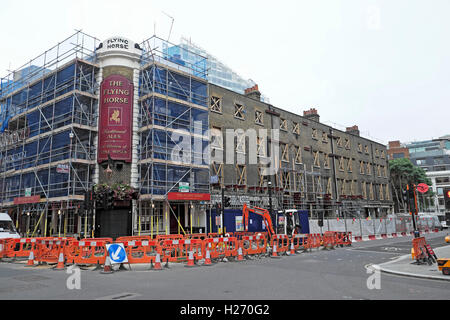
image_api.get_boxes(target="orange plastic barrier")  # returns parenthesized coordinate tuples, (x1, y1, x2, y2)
(322, 231, 336, 249)
(240, 235, 267, 256)
(65, 238, 112, 266)
(305, 234, 322, 251)
(4, 238, 42, 259)
(204, 237, 239, 261)
(412, 237, 428, 262)
(291, 234, 308, 251)
(0, 238, 11, 259)
(270, 235, 290, 255)
(117, 239, 159, 265)
(36, 237, 75, 264)
(160, 239, 204, 263)
(335, 232, 352, 246)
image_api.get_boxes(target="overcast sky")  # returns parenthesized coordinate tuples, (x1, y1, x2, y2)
(1, 0, 449, 145)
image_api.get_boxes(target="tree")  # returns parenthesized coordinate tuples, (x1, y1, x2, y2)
(389, 158, 434, 213)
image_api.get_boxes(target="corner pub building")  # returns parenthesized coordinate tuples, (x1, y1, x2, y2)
(0, 31, 393, 239)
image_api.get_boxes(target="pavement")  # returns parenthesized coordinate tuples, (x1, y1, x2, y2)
(370, 242, 450, 281)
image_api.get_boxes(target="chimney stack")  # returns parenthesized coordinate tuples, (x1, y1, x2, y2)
(244, 84, 261, 101)
(346, 125, 360, 136)
(303, 108, 320, 123)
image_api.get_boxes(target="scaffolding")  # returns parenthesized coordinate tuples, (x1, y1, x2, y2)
(0, 31, 100, 236)
(137, 36, 209, 198)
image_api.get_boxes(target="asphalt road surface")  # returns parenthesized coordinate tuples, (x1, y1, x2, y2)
(0, 231, 448, 301)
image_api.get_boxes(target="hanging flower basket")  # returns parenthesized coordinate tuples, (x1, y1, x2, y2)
(93, 183, 140, 202)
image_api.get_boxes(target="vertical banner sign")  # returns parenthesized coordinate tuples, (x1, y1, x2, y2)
(98, 75, 133, 163)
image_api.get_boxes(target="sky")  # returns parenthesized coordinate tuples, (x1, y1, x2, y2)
(1, 0, 449, 145)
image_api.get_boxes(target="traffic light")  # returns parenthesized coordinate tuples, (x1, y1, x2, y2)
(444, 188, 450, 211)
(224, 196, 231, 208)
(404, 184, 417, 215)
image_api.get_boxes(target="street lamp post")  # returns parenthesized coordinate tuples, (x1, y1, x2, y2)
(268, 180, 273, 229)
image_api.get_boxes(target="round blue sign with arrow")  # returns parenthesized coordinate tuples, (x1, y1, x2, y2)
(106, 243, 128, 264)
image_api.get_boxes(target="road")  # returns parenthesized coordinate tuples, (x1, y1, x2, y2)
(0, 231, 448, 302)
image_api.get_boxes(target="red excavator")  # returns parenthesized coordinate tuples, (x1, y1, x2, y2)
(242, 203, 302, 238)
(242, 203, 276, 237)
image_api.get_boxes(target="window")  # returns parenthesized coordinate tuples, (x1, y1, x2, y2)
(292, 122, 300, 135)
(347, 158, 353, 172)
(294, 146, 302, 164)
(384, 166, 388, 177)
(280, 118, 288, 131)
(369, 183, 374, 200)
(358, 143, 363, 153)
(324, 154, 330, 168)
(364, 145, 369, 154)
(385, 184, 390, 201)
(281, 171, 291, 190)
(379, 185, 384, 200)
(295, 172, 305, 194)
(256, 136, 266, 157)
(366, 162, 372, 175)
(377, 165, 382, 177)
(381, 150, 386, 159)
(326, 178, 333, 197)
(281, 143, 289, 162)
(234, 103, 245, 120)
(322, 132, 328, 143)
(375, 149, 380, 157)
(416, 159, 426, 165)
(360, 161, 365, 174)
(211, 127, 223, 149)
(236, 165, 247, 185)
(338, 156, 345, 171)
(337, 137, 343, 148)
(235, 131, 246, 154)
(255, 110, 263, 125)
(344, 138, 350, 149)
(313, 151, 320, 167)
(210, 96, 222, 113)
(362, 181, 367, 199)
(212, 162, 224, 185)
(312, 129, 318, 140)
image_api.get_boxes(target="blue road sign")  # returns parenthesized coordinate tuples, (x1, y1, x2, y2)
(106, 243, 128, 264)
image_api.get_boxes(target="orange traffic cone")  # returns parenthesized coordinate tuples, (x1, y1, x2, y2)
(290, 241, 296, 255)
(152, 252, 163, 271)
(54, 249, 65, 270)
(236, 247, 244, 262)
(100, 256, 114, 274)
(25, 249, 35, 267)
(271, 243, 280, 259)
(204, 247, 213, 266)
(185, 251, 197, 268)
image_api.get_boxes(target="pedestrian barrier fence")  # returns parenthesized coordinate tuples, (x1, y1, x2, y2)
(160, 239, 204, 263)
(204, 237, 239, 261)
(116, 238, 159, 265)
(322, 231, 336, 250)
(291, 234, 308, 251)
(240, 235, 267, 257)
(2, 231, 354, 270)
(412, 237, 429, 263)
(65, 238, 112, 266)
(270, 235, 290, 255)
(305, 233, 322, 251)
(36, 237, 75, 265)
(335, 232, 352, 246)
